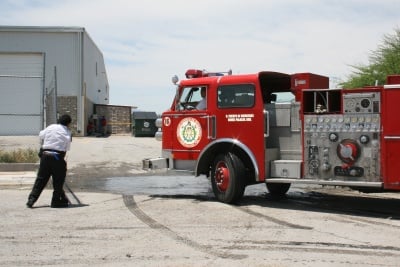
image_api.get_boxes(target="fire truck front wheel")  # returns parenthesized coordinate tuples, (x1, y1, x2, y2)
(211, 153, 246, 204)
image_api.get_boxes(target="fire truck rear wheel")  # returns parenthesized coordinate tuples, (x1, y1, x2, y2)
(266, 183, 291, 196)
(211, 153, 245, 204)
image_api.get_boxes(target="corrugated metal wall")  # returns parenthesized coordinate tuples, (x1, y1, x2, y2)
(0, 53, 44, 135)
(0, 27, 110, 136)
(0, 30, 81, 97)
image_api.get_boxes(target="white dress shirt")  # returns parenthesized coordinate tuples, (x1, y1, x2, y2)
(196, 98, 206, 110)
(40, 124, 72, 152)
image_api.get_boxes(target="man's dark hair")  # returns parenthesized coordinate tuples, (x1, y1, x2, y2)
(59, 114, 72, 126)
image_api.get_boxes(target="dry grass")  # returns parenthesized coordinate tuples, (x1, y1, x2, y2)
(0, 148, 39, 163)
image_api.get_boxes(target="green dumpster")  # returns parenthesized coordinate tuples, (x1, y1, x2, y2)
(132, 111, 158, 137)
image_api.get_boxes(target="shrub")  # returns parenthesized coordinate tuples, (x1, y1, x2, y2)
(0, 148, 39, 163)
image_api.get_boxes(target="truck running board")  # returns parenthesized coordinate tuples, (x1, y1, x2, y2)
(265, 178, 383, 188)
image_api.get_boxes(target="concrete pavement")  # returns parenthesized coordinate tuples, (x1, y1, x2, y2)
(0, 171, 36, 188)
(0, 135, 162, 186)
(2, 136, 400, 266)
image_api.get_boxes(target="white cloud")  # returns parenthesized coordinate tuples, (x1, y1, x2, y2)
(0, 0, 399, 113)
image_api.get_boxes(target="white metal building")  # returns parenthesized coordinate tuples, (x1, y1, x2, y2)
(0, 26, 109, 136)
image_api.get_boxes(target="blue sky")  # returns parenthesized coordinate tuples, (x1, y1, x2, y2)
(0, 0, 399, 113)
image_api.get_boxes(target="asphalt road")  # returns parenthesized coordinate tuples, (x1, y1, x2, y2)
(1, 136, 400, 266)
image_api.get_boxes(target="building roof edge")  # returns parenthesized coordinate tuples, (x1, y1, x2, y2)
(0, 25, 85, 33)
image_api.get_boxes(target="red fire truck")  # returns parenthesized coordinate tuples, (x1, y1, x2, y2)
(145, 69, 400, 203)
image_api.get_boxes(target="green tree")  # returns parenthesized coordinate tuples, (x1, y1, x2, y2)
(341, 27, 400, 88)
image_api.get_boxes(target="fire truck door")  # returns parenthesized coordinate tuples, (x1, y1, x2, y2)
(169, 85, 213, 161)
(383, 87, 400, 189)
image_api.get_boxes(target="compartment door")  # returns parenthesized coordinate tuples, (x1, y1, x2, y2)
(382, 87, 400, 189)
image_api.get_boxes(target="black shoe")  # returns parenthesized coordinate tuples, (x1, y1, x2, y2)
(26, 200, 34, 208)
(51, 202, 69, 208)
(51, 198, 69, 208)
(51, 192, 69, 208)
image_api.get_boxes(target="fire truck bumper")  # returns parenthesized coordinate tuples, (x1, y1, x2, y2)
(142, 157, 169, 170)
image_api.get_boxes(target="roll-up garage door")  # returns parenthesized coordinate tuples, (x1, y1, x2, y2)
(0, 53, 44, 135)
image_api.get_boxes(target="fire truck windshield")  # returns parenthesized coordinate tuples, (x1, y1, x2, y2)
(176, 86, 206, 111)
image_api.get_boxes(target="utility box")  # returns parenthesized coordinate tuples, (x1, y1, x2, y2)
(271, 160, 302, 178)
(132, 111, 158, 137)
(291, 73, 329, 101)
(387, 75, 400, 85)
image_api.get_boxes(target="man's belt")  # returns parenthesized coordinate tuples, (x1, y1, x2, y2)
(42, 149, 66, 156)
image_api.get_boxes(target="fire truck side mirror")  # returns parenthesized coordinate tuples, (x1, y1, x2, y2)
(172, 75, 179, 84)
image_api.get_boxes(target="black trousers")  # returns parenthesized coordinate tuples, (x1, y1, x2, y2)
(28, 153, 67, 205)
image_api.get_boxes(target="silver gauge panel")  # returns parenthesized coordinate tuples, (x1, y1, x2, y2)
(343, 92, 380, 113)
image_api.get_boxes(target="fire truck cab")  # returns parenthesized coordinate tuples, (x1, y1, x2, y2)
(147, 69, 400, 203)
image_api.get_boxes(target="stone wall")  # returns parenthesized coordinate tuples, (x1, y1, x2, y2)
(94, 104, 132, 135)
(57, 96, 78, 135)
(54, 98, 132, 136)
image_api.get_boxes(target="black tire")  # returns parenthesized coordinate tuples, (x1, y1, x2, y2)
(211, 153, 245, 204)
(266, 183, 291, 196)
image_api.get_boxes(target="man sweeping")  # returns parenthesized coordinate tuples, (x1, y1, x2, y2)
(26, 114, 72, 208)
